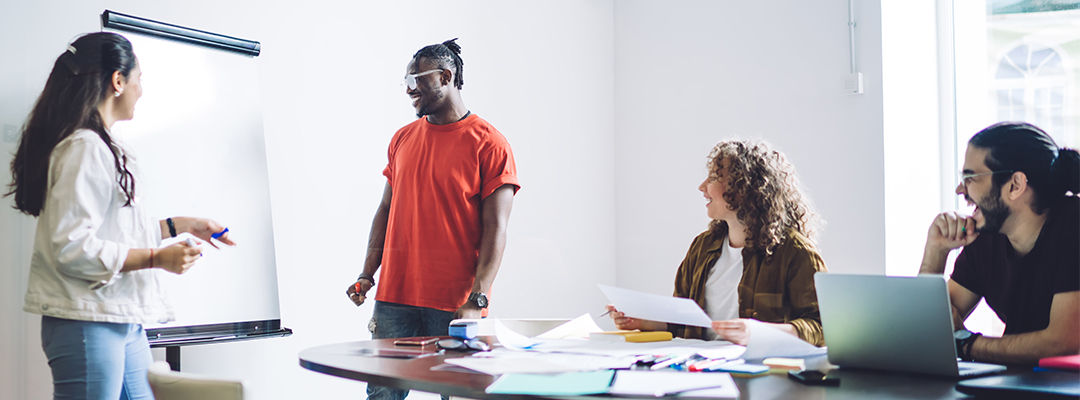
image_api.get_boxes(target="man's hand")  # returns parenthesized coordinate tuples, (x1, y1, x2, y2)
(926, 212, 979, 253)
(455, 304, 483, 319)
(346, 278, 374, 306)
(921, 212, 980, 274)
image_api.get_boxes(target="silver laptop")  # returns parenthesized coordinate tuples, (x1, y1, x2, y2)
(814, 274, 1006, 377)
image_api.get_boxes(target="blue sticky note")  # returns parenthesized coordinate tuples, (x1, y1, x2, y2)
(485, 370, 615, 396)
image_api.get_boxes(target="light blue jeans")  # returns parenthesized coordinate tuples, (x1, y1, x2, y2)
(41, 316, 154, 400)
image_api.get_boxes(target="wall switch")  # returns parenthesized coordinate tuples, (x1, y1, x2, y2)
(845, 72, 864, 95)
(3, 124, 18, 143)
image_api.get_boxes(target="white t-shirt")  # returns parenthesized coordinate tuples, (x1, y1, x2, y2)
(23, 129, 173, 324)
(703, 236, 743, 340)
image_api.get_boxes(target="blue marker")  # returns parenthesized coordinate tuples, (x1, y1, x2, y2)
(211, 227, 229, 239)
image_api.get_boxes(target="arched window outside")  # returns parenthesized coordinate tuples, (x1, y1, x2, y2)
(993, 43, 1070, 136)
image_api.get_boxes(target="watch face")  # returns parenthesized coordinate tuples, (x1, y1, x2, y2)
(472, 292, 488, 308)
(954, 329, 972, 340)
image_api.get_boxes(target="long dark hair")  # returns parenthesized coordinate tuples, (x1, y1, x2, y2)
(6, 32, 137, 216)
(969, 121, 1080, 213)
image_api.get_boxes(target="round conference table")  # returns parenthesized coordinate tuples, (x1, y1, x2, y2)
(299, 337, 1010, 400)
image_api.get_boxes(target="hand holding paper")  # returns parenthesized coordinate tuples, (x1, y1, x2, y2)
(598, 284, 713, 328)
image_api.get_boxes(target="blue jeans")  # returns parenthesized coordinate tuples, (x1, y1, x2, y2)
(367, 301, 456, 400)
(40, 316, 154, 400)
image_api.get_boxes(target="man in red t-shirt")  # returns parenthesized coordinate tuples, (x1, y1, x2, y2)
(345, 39, 519, 400)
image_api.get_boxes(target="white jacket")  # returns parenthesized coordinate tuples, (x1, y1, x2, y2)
(24, 129, 174, 324)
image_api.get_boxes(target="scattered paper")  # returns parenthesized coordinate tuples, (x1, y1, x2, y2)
(608, 370, 739, 398)
(535, 313, 604, 339)
(443, 349, 635, 375)
(599, 284, 713, 328)
(741, 319, 827, 359)
(493, 320, 541, 349)
(486, 370, 615, 395)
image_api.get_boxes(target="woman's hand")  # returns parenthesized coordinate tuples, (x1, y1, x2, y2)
(605, 304, 667, 331)
(712, 319, 751, 345)
(154, 241, 203, 275)
(172, 217, 236, 248)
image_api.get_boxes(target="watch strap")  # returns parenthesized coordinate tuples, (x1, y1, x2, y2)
(357, 274, 375, 286)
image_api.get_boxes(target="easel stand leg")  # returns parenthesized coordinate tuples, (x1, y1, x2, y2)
(166, 346, 181, 371)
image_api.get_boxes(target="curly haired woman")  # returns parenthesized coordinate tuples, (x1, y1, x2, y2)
(607, 140, 827, 346)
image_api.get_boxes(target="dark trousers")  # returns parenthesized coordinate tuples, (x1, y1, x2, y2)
(367, 301, 456, 400)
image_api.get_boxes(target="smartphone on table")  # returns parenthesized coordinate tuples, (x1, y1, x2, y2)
(393, 336, 440, 346)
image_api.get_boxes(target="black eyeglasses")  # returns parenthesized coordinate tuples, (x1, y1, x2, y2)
(437, 338, 490, 352)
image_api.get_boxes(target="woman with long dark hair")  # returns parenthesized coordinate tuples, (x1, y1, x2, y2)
(607, 140, 827, 346)
(6, 32, 235, 399)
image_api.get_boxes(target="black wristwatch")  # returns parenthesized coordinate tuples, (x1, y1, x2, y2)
(954, 329, 981, 361)
(466, 292, 488, 309)
(357, 274, 375, 286)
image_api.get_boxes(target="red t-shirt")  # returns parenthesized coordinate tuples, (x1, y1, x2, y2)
(377, 114, 520, 312)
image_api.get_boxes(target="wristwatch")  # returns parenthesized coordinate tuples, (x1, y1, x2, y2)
(466, 292, 488, 309)
(954, 329, 981, 361)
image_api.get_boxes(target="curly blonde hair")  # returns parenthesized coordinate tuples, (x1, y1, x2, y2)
(706, 140, 819, 256)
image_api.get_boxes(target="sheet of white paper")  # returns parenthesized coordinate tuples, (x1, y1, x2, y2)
(535, 313, 604, 339)
(608, 370, 739, 398)
(493, 320, 541, 349)
(741, 319, 827, 359)
(443, 349, 635, 375)
(599, 284, 714, 328)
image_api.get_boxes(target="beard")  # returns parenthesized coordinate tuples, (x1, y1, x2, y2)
(414, 90, 444, 118)
(973, 190, 1010, 233)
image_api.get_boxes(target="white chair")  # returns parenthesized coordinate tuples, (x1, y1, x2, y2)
(146, 361, 246, 400)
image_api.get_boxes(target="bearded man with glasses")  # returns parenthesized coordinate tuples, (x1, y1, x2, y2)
(920, 122, 1079, 365)
(344, 39, 520, 400)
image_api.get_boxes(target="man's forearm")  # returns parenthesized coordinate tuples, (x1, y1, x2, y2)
(919, 246, 950, 274)
(971, 330, 1073, 364)
(472, 222, 505, 293)
(362, 207, 389, 276)
(471, 186, 514, 294)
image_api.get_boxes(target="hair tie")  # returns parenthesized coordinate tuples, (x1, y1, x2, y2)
(66, 45, 77, 55)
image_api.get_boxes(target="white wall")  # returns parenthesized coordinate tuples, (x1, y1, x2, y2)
(2, 1, 900, 399)
(613, 0, 886, 293)
(1, 1, 615, 399)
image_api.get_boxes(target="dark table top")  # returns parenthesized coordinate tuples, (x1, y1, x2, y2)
(298, 338, 1040, 400)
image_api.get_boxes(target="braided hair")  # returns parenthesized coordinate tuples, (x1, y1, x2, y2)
(412, 38, 464, 89)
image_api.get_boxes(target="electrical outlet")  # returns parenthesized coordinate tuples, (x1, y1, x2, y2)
(3, 124, 17, 143)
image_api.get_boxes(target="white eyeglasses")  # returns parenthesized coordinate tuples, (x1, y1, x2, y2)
(403, 69, 443, 90)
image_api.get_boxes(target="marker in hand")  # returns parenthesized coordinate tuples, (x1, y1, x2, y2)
(185, 237, 203, 257)
(211, 227, 229, 240)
